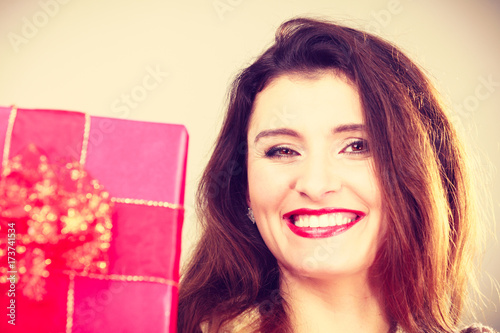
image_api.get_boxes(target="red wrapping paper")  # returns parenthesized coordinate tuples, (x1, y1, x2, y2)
(0, 106, 188, 333)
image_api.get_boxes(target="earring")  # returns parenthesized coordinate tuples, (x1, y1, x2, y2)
(247, 207, 256, 224)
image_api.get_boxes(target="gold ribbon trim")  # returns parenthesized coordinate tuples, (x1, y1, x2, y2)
(66, 274, 75, 333)
(2, 105, 17, 169)
(111, 197, 183, 210)
(63, 270, 179, 287)
(80, 113, 91, 166)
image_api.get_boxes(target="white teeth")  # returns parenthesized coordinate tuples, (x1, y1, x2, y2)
(328, 214, 337, 226)
(297, 215, 307, 227)
(292, 213, 357, 228)
(318, 215, 329, 227)
(309, 215, 319, 227)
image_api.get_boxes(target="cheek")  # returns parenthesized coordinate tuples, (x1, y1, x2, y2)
(343, 161, 381, 209)
(247, 161, 291, 211)
(350, 165, 386, 245)
(341, 161, 385, 241)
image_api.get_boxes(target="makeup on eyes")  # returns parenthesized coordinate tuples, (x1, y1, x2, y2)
(339, 138, 370, 155)
(265, 146, 298, 158)
(261, 137, 370, 160)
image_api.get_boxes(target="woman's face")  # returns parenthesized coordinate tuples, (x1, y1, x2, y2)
(247, 73, 385, 279)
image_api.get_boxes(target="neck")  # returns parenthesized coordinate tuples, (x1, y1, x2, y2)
(280, 269, 391, 333)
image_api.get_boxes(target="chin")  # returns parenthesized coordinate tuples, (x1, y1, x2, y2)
(279, 252, 376, 280)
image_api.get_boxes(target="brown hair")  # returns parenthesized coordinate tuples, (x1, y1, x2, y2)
(178, 17, 478, 333)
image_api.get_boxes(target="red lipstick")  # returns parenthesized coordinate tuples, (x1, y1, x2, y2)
(283, 208, 365, 239)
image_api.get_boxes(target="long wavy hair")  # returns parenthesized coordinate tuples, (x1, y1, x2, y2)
(178, 18, 478, 333)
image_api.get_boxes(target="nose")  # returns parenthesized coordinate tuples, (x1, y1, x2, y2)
(293, 152, 342, 201)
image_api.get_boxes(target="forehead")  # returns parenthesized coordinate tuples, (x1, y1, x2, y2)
(249, 73, 364, 132)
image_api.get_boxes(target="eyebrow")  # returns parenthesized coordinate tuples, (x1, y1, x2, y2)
(254, 123, 365, 144)
(254, 128, 299, 143)
(333, 123, 365, 134)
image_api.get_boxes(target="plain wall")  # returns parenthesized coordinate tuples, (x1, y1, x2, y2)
(1, 0, 499, 329)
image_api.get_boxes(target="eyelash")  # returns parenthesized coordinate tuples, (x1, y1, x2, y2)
(265, 146, 298, 159)
(264, 139, 370, 159)
(340, 139, 370, 155)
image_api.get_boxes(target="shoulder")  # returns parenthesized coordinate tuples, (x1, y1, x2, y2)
(459, 323, 498, 333)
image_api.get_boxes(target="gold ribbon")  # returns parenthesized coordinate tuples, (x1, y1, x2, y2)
(0, 144, 114, 301)
(2, 105, 17, 169)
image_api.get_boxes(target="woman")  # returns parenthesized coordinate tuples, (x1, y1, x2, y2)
(178, 18, 496, 332)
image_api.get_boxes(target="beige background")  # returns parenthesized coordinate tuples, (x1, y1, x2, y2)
(1, 0, 499, 329)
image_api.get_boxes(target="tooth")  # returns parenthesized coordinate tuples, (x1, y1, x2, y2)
(318, 215, 329, 227)
(327, 214, 333, 226)
(338, 217, 345, 225)
(295, 216, 302, 227)
(328, 214, 336, 226)
(343, 217, 350, 225)
(310, 215, 319, 227)
(299, 216, 309, 227)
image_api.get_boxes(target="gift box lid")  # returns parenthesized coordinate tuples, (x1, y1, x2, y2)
(0, 106, 188, 205)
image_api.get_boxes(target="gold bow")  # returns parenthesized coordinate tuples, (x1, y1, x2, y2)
(0, 144, 113, 301)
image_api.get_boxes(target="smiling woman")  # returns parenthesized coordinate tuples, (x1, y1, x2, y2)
(177, 18, 497, 333)
(247, 74, 384, 283)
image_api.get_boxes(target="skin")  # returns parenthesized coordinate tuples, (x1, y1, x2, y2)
(246, 72, 390, 332)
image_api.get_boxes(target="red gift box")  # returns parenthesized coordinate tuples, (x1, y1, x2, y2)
(0, 106, 188, 333)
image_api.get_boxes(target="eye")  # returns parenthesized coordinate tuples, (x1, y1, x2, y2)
(265, 146, 299, 159)
(340, 139, 370, 155)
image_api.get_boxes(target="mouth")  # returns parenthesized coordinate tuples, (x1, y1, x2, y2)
(283, 208, 365, 239)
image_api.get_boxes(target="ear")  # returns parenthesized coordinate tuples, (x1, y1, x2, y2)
(246, 191, 251, 208)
